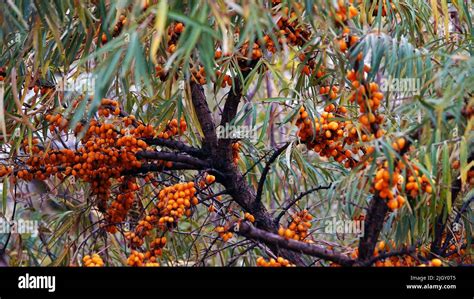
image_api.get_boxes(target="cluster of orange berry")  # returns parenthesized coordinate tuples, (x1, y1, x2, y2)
(296, 105, 363, 168)
(373, 162, 406, 211)
(278, 210, 313, 242)
(147, 236, 167, 258)
(45, 113, 68, 132)
(233, 3, 310, 67)
(105, 178, 138, 233)
(239, 41, 264, 61)
(167, 22, 184, 53)
(232, 142, 241, 165)
(344, 241, 418, 267)
(82, 254, 104, 267)
(0, 165, 12, 177)
(247, 4, 310, 58)
(319, 85, 340, 100)
(373, 241, 420, 267)
(337, 33, 360, 53)
(371, 0, 395, 17)
(153, 22, 185, 80)
(191, 65, 207, 85)
(343, 242, 448, 267)
(244, 212, 255, 223)
(215, 225, 234, 242)
(2, 98, 191, 234)
(439, 231, 471, 264)
(274, 5, 311, 48)
(113, 14, 128, 37)
(127, 250, 159, 267)
(98, 98, 121, 117)
(332, 0, 359, 25)
(347, 68, 386, 139)
(300, 56, 325, 78)
(37, 83, 56, 98)
(124, 181, 199, 265)
(101, 14, 128, 44)
(214, 69, 232, 88)
(15, 138, 67, 181)
(332, 0, 360, 52)
(155, 182, 198, 227)
(405, 165, 433, 198)
(256, 256, 294, 267)
(370, 139, 433, 210)
(127, 236, 166, 266)
(125, 214, 158, 247)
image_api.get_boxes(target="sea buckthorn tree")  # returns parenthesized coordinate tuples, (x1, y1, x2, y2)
(0, 0, 472, 267)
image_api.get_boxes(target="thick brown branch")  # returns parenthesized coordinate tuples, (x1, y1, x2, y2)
(217, 73, 250, 165)
(358, 244, 418, 266)
(122, 162, 201, 175)
(189, 76, 305, 265)
(235, 221, 355, 266)
(141, 137, 206, 159)
(214, 164, 305, 265)
(356, 195, 389, 262)
(220, 77, 244, 126)
(190, 82, 218, 152)
(357, 132, 417, 263)
(136, 151, 209, 169)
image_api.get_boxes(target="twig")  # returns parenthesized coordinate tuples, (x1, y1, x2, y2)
(274, 184, 332, 224)
(255, 142, 290, 203)
(358, 244, 419, 266)
(235, 221, 355, 266)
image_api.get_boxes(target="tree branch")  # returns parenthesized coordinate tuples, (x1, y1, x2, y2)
(235, 221, 355, 266)
(216, 72, 251, 166)
(190, 82, 218, 152)
(432, 152, 473, 256)
(274, 184, 332, 224)
(194, 73, 306, 265)
(357, 133, 417, 263)
(439, 196, 473, 256)
(220, 76, 245, 126)
(141, 137, 206, 159)
(356, 195, 389, 262)
(357, 244, 418, 266)
(136, 150, 209, 169)
(122, 162, 201, 175)
(255, 142, 290, 203)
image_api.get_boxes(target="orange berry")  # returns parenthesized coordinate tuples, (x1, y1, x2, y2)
(452, 160, 460, 169)
(205, 175, 215, 184)
(431, 258, 442, 267)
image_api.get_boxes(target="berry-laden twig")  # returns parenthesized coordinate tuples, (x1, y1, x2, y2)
(234, 221, 355, 266)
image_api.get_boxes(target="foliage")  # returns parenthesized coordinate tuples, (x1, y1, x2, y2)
(0, 0, 472, 267)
